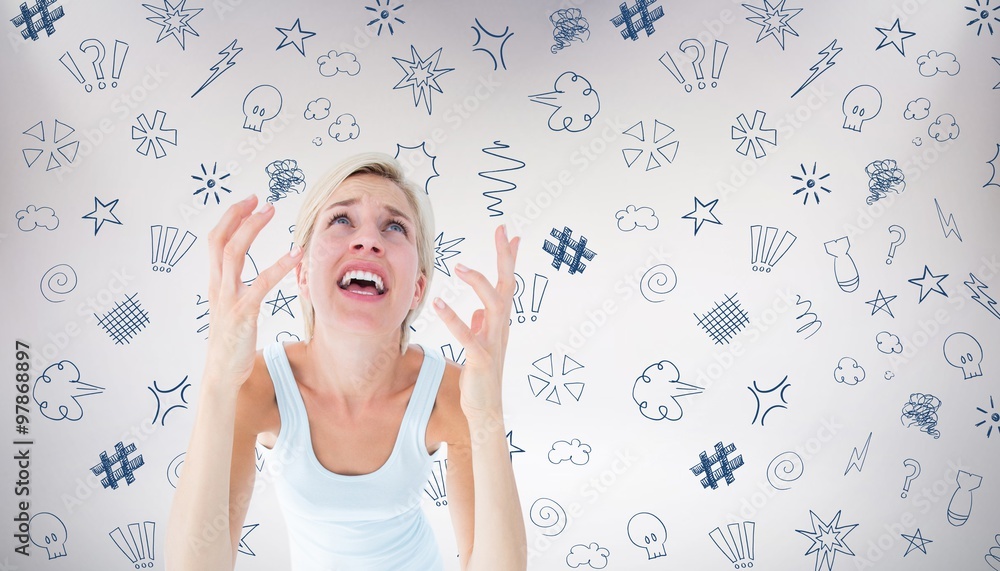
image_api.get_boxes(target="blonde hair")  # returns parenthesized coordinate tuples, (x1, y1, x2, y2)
(292, 153, 435, 354)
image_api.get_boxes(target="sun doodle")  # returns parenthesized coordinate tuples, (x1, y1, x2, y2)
(791, 162, 832, 205)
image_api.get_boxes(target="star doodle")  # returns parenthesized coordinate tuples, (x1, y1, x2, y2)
(796, 510, 858, 571)
(681, 196, 722, 235)
(82, 197, 122, 235)
(875, 18, 915, 56)
(507, 430, 525, 461)
(865, 290, 896, 317)
(143, 0, 203, 50)
(743, 0, 803, 49)
(265, 289, 298, 317)
(238, 523, 259, 556)
(907, 265, 948, 303)
(901, 528, 932, 556)
(275, 18, 316, 56)
(392, 45, 454, 114)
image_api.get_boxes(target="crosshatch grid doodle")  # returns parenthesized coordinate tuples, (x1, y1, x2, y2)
(2, 1, 998, 568)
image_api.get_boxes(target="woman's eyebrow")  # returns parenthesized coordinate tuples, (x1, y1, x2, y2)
(323, 198, 413, 224)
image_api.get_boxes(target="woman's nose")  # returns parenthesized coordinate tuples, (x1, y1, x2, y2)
(350, 222, 383, 253)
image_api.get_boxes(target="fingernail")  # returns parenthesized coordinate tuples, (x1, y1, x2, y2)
(455, 263, 468, 272)
(433, 297, 445, 309)
(242, 195, 256, 204)
(261, 202, 274, 214)
(290, 245, 302, 257)
(501, 224, 507, 238)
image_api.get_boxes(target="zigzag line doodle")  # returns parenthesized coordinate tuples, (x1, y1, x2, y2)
(793, 294, 822, 339)
(479, 141, 525, 217)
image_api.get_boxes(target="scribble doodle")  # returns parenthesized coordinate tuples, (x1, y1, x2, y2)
(621, 119, 678, 169)
(424, 459, 447, 506)
(393, 45, 452, 114)
(967, 1, 1000, 36)
(149, 376, 191, 426)
(732, 111, 777, 158)
(659, 38, 729, 92)
(132, 110, 177, 158)
(628, 512, 667, 559)
(365, 0, 405, 36)
(82, 196, 122, 235)
(743, 0, 802, 49)
(901, 528, 933, 556)
(943, 332, 984, 379)
(750, 225, 796, 271)
(947, 470, 982, 526)
(611, 0, 664, 41)
(844, 432, 872, 474)
(791, 162, 832, 205)
(616, 204, 658, 231)
(550, 8, 590, 53)
(566, 543, 610, 569)
(549, 439, 591, 465)
(749, 376, 790, 426)
(243, 85, 282, 131)
(934, 198, 962, 241)
(792, 39, 841, 98)
(192, 162, 233, 205)
(917, 50, 960, 77)
(767, 451, 804, 490)
(91, 441, 145, 489)
(640, 265, 677, 302)
(796, 510, 858, 570)
(901, 393, 942, 438)
(59, 38, 129, 92)
(33, 360, 103, 421)
(682, 197, 721, 235)
(95, 293, 150, 345)
(318, 50, 361, 77)
(529, 72, 601, 132)
(144, 0, 202, 49)
(691, 441, 744, 489)
(632, 359, 703, 421)
(275, 18, 315, 56)
(865, 159, 905, 204)
(192, 39, 241, 97)
(11, 0, 64, 41)
(975, 396, 1000, 438)
(40, 264, 76, 303)
(965, 273, 1000, 319)
(843, 85, 882, 132)
(866, 290, 897, 318)
(265, 159, 306, 203)
(511, 272, 548, 323)
(793, 295, 822, 339)
(834, 357, 865, 385)
(694, 293, 749, 345)
(479, 141, 524, 216)
(530, 498, 567, 537)
(28, 512, 68, 558)
(543, 226, 597, 275)
(709, 521, 755, 567)
(824, 236, 859, 293)
(471, 18, 513, 71)
(875, 18, 916, 56)
(21, 119, 78, 171)
(109, 521, 155, 565)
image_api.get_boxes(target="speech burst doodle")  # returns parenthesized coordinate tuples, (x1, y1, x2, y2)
(632, 359, 703, 421)
(529, 71, 601, 132)
(33, 360, 103, 421)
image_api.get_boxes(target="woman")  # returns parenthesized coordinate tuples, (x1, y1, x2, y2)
(166, 153, 527, 570)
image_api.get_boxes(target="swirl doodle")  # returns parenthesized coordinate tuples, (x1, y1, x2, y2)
(530, 497, 567, 537)
(767, 451, 804, 490)
(640, 264, 677, 302)
(40, 264, 77, 303)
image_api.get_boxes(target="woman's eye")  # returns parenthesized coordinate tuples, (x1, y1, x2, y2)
(388, 222, 405, 233)
(331, 215, 349, 225)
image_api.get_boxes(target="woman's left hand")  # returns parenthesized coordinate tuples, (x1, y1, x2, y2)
(432, 224, 520, 419)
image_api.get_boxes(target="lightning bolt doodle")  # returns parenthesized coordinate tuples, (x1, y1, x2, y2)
(792, 39, 841, 98)
(965, 273, 1000, 320)
(479, 141, 525, 217)
(434, 232, 464, 276)
(934, 198, 962, 241)
(844, 431, 872, 475)
(192, 39, 242, 98)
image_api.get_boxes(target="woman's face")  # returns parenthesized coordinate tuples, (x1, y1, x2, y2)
(297, 173, 426, 339)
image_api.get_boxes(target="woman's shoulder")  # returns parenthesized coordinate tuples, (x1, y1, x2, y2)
(236, 345, 286, 439)
(425, 346, 468, 447)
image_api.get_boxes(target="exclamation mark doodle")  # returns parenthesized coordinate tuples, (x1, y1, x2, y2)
(658, 51, 687, 91)
(512, 273, 526, 323)
(151, 225, 198, 272)
(709, 40, 729, 88)
(109, 521, 156, 566)
(110, 40, 129, 88)
(59, 51, 87, 89)
(511, 273, 549, 323)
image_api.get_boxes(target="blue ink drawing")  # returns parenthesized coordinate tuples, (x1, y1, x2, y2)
(876, 331, 902, 354)
(549, 438, 591, 465)
(875, 18, 915, 56)
(507, 431, 525, 462)
(628, 512, 667, 559)
(947, 470, 983, 526)
(682, 197, 721, 235)
(793, 295, 822, 339)
(886, 224, 905, 264)
(479, 141, 524, 216)
(611, 0, 664, 41)
(843, 85, 882, 132)
(988, 535, 1000, 569)
(691, 441, 744, 489)
(433, 232, 463, 276)
(865, 290, 896, 317)
(82, 196, 122, 235)
(40, 264, 76, 303)
(966, 274, 1000, 319)
(549, 9, 590, 54)
(792, 40, 841, 98)
(902, 529, 932, 556)
(994, 56, 1000, 88)
(29, 512, 68, 558)
(95, 293, 150, 344)
(844, 432, 872, 474)
(796, 510, 858, 570)
(195, 294, 209, 337)
(929, 113, 960, 141)
(917, 50, 960, 77)
(149, 376, 191, 426)
(511, 272, 548, 323)
(304, 97, 331, 120)
(167, 452, 184, 488)
(424, 459, 447, 506)
(943, 332, 984, 379)
(865, 159, 905, 204)
(328, 113, 360, 142)
(567, 543, 610, 569)
(659, 38, 730, 92)
(934, 198, 962, 241)
(743, 0, 802, 49)
(275, 18, 315, 56)
(91, 441, 145, 489)
(144, 0, 201, 49)
(710, 521, 755, 567)
(266, 290, 298, 317)
(749, 376, 790, 426)
(824, 236, 859, 293)
(976, 396, 1000, 438)
(750, 225, 796, 271)
(33, 360, 103, 421)
(621, 119, 678, 170)
(908, 265, 948, 303)
(530, 498, 567, 537)
(265, 159, 306, 203)
(192, 162, 234, 205)
(732, 111, 776, 158)
(393, 45, 452, 114)
(236, 523, 258, 556)
(365, 0, 405, 36)
(904, 98, 931, 120)
(640, 264, 677, 302)
(543, 226, 597, 275)
(150, 225, 197, 272)
(617, 204, 659, 231)
(110, 521, 155, 566)
(695, 293, 749, 344)
(21, 119, 78, 171)
(527, 352, 585, 405)
(133, 110, 177, 158)
(632, 359, 703, 421)
(394, 142, 440, 193)
(243, 85, 282, 132)
(471, 18, 513, 71)
(59, 39, 129, 92)
(11, 0, 64, 41)
(966, 1, 999, 36)
(901, 458, 921, 497)
(17, 204, 59, 231)
(901, 393, 942, 438)
(834, 357, 865, 385)
(529, 72, 601, 132)
(767, 451, 804, 490)
(318, 50, 361, 77)
(791, 162, 831, 205)
(192, 39, 241, 97)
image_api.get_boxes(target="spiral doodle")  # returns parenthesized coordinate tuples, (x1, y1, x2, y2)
(530, 497, 567, 537)
(40, 264, 78, 303)
(639, 264, 677, 303)
(766, 451, 804, 490)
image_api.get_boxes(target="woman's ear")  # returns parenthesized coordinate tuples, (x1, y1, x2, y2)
(410, 272, 427, 310)
(295, 258, 309, 298)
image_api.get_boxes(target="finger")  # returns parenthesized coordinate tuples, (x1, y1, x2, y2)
(454, 263, 502, 313)
(219, 202, 277, 297)
(208, 195, 258, 299)
(470, 308, 486, 335)
(247, 245, 304, 305)
(432, 297, 482, 359)
(495, 227, 518, 299)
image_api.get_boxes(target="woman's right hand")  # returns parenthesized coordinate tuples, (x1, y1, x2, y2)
(203, 195, 303, 389)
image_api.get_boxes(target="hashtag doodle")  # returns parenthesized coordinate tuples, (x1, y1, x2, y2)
(691, 441, 744, 489)
(10, 0, 64, 41)
(610, 0, 664, 41)
(543, 226, 597, 275)
(95, 293, 150, 345)
(694, 293, 749, 344)
(91, 441, 145, 489)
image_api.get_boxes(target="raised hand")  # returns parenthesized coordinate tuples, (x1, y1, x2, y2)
(432, 224, 520, 418)
(203, 195, 302, 388)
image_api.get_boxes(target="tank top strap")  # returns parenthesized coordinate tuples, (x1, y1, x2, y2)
(404, 344, 446, 451)
(263, 341, 304, 436)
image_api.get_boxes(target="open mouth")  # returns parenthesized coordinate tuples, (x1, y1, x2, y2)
(338, 270, 386, 296)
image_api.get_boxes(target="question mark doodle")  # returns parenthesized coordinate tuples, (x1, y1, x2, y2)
(511, 272, 526, 324)
(679, 39, 706, 91)
(886, 224, 906, 264)
(901, 458, 920, 498)
(80, 39, 106, 90)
